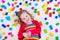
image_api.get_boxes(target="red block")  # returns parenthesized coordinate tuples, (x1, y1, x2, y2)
(20, 8, 22, 11)
(52, 11, 55, 14)
(47, 7, 51, 10)
(47, 1, 50, 4)
(30, 0, 32, 1)
(0, 8, 2, 11)
(49, 12, 52, 17)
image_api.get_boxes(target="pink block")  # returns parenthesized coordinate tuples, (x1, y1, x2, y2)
(58, 2, 60, 4)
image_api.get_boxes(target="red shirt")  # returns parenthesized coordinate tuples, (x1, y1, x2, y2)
(18, 20, 41, 40)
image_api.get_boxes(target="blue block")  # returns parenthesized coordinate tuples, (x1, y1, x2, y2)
(5, 12, 8, 15)
(53, 8, 56, 11)
(19, 2, 22, 5)
(29, 3, 32, 5)
(0, 35, 2, 39)
(7, 2, 10, 6)
(58, 14, 60, 17)
(33, 0, 36, 1)
(44, 17, 47, 20)
(9, 27, 13, 31)
(16, 5, 19, 8)
(25, 1, 28, 4)
(55, 16, 58, 19)
(15, 11, 18, 16)
(2, 5, 7, 9)
(55, 0, 57, 1)
(35, 3, 38, 6)
(1, 19, 4, 22)
(2, 24, 6, 28)
(5, 16, 11, 21)
(50, 0, 53, 3)
(49, 25, 53, 30)
(41, 0, 44, 2)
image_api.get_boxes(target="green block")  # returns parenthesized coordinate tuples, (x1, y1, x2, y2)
(12, 23, 18, 26)
(0, 5, 1, 8)
(34, 9, 38, 13)
(2, 39, 5, 40)
(45, 10, 49, 12)
(45, 22, 49, 25)
(42, 6, 44, 8)
(56, 22, 59, 26)
(56, 8, 60, 12)
(1, 5, 4, 8)
(22, 0, 25, 1)
(26, 4, 29, 6)
(31, 36, 38, 38)
(55, 36, 59, 40)
(12, 0, 14, 2)
(44, 28, 48, 34)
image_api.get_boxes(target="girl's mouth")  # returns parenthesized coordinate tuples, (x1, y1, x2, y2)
(27, 18, 29, 21)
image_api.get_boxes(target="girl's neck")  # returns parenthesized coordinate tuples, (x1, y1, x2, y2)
(26, 21, 32, 25)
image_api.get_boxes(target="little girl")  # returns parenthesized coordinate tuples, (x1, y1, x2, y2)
(17, 10, 41, 40)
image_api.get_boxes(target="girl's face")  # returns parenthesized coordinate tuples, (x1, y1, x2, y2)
(20, 12, 32, 24)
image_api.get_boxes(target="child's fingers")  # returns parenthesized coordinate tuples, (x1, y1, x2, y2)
(23, 32, 29, 38)
(28, 31, 31, 37)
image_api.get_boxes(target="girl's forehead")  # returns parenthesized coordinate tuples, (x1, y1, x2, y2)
(22, 12, 27, 14)
(21, 12, 28, 15)
(20, 12, 28, 17)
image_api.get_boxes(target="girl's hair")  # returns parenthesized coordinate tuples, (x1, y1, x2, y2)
(17, 10, 34, 24)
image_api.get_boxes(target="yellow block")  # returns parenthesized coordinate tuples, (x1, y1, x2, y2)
(49, 32, 54, 37)
(46, 37, 50, 40)
(8, 7, 15, 13)
(42, 8, 46, 11)
(23, 4, 29, 6)
(0, 27, 2, 31)
(2, 12, 5, 16)
(43, 3, 48, 7)
(11, 14, 15, 17)
(8, 8, 12, 13)
(2, 32, 6, 35)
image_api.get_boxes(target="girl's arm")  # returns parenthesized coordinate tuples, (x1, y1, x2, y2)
(18, 24, 25, 40)
(31, 20, 41, 34)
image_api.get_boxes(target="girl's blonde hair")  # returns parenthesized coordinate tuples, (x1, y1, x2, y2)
(17, 10, 34, 24)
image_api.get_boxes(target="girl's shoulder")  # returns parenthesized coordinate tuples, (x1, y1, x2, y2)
(32, 20, 39, 23)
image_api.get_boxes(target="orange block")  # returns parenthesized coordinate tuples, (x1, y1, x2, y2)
(14, 20, 17, 22)
(14, 1, 17, 4)
(11, 7, 15, 11)
(37, 11, 40, 16)
(54, 4, 59, 7)
(37, 0, 40, 2)
(39, 21, 42, 26)
(45, 12, 48, 15)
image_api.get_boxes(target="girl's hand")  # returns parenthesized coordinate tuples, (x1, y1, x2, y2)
(23, 31, 31, 38)
(27, 31, 31, 37)
(23, 32, 29, 38)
